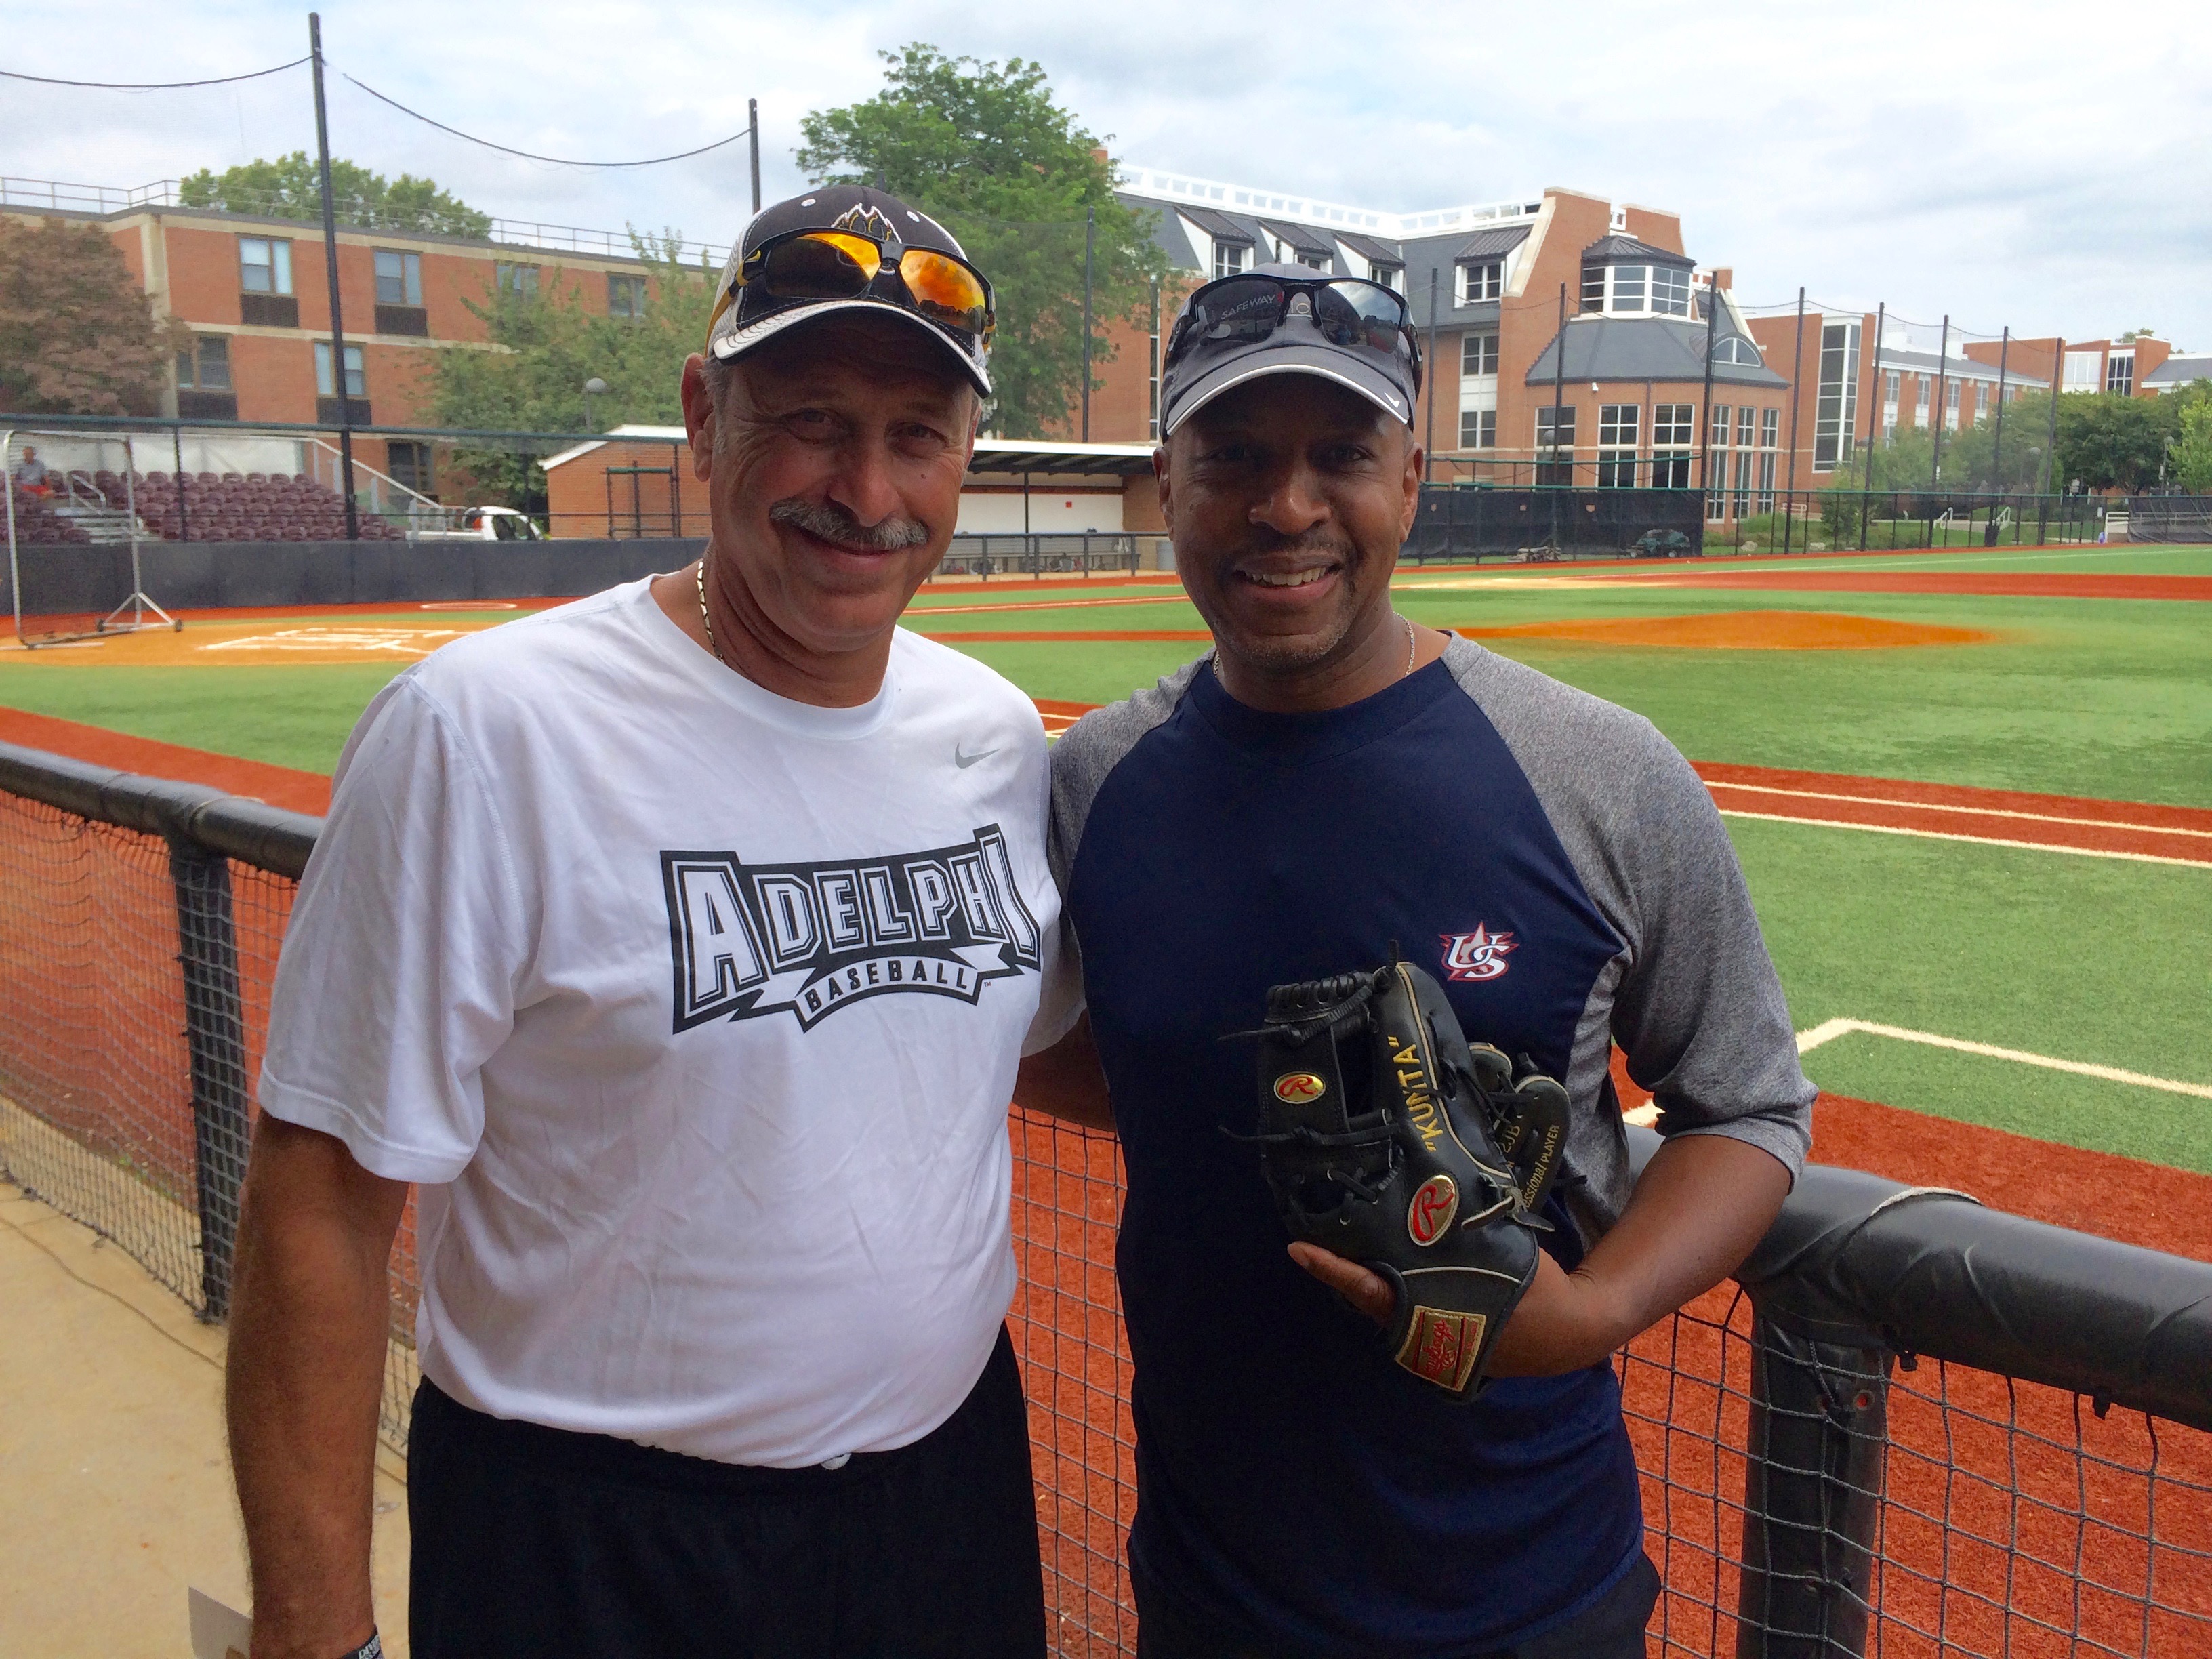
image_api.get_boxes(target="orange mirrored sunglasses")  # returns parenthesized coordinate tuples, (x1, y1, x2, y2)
(729, 229, 994, 348)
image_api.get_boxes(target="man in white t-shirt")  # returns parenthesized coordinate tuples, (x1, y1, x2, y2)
(225, 186, 1078, 1659)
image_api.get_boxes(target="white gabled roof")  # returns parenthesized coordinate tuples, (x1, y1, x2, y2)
(537, 424, 687, 472)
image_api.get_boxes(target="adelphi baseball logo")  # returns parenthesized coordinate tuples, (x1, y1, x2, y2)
(1406, 1174, 1460, 1245)
(1440, 924, 1517, 983)
(1273, 1071, 1327, 1104)
(661, 826, 1041, 1032)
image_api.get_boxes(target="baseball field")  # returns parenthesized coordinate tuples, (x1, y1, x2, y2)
(5, 538, 2209, 1656)
(3, 541, 2206, 1250)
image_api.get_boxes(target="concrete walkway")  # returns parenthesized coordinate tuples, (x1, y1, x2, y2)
(0, 1179, 411, 1657)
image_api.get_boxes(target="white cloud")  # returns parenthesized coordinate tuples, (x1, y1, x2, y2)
(5, 0, 2205, 346)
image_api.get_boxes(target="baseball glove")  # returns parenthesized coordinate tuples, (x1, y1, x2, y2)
(1239, 958, 1572, 1399)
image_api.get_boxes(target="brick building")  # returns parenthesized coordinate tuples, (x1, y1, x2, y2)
(8, 171, 2192, 539)
(2, 178, 680, 499)
(1086, 172, 1803, 519)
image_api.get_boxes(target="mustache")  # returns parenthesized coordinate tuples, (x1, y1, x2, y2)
(767, 497, 933, 552)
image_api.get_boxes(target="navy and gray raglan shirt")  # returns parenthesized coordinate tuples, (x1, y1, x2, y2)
(1048, 637, 1815, 1656)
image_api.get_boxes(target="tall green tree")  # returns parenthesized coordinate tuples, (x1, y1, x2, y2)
(2053, 392, 2175, 492)
(180, 155, 491, 238)
(797, 45, 1169, 438)
(0, 216, 184, 415)
(419, 232, 716, 508)
(2165, 388, 2212, 493)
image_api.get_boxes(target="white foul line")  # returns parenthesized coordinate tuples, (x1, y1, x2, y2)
(1794, 1018, 2212, 1100)
(1704, 782, 2212, 840)
(1715, 809, 2211, 869)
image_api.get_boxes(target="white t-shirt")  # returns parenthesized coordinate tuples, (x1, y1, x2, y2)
(258, 578, 1080, 1467)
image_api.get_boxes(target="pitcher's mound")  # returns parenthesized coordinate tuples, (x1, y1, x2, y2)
(1461, 609, 1994, 650)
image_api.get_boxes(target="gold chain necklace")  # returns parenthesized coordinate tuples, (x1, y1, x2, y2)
(695, 560, 724, 665)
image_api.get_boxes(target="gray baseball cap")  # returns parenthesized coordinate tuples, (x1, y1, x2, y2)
(1159, 263, 1422, 436)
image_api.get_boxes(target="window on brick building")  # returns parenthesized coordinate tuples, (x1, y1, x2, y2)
(314, 341, 366, 398)
(1535, 405, 1574, 483)
(1760, 408, 1779, 449)
(1460, 332, 1499, 377)
(1597, 403, 1639, 487)
(1732, 451, 1754, 518)
(1916, 378, 1930, 424)
(1580, 265, 1606, 312)
(1736, 407, 1755, 448)
(608, 273, 648, 320)
(1885, 371, 1901, 405)
(1211, 241, 1250, 280)
(239, 237, 293, 295)
(374, 250, 423, 307)
(1711, 403, 1732, 447)
(388, 441, 435, 496)
(176, 335, 232, 390)
(1651, 452, 1692, 488)
(1652, 404, 1695, 447)
(1610, 265, 1646, 312)
(2106, 355, 2134, 396)
(497, 262, 541, 300)
(1757, 451, 1777, 513)
(1650, 266, 1691, 316)
(1458, 261, 1502, 304)
(1458, 409, 1496, 449)
(1945, 378, 1961, 429)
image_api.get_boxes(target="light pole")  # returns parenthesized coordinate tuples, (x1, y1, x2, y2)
(583, 377, 610, 432)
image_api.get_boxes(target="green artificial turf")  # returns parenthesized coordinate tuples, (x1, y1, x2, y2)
(1729, 815, 2212, 1172)
(962, 587, 2211, 808)
(0, 665, 404, 773)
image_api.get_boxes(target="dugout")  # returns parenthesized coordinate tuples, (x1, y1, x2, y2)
(537, 426, 1163, 552)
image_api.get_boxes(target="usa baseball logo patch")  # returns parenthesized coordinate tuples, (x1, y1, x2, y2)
(1440, 924, 1516, 983)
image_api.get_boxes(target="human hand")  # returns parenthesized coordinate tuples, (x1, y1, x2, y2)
(1286, 1242, 1631, 1377)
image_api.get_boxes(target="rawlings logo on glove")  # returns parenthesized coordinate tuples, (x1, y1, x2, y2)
(1235, 956, 1572, 1399)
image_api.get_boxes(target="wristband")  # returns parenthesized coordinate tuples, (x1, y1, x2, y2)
(337, 1635, 382, 1659)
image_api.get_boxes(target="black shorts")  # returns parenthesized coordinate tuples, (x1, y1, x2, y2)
(1134, 1550, 1662, 1659)
(408, 1324, 1046, 1658)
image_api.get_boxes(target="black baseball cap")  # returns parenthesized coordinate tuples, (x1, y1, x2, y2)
(1159, 262, 1420, 437)
(706, 185, 994, 397)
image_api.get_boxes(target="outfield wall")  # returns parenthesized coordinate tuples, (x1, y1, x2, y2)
(3, 537, 704, 614)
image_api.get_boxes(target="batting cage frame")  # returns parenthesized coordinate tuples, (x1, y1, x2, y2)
(4, 426, 184, 647)
(0, 741, 2205, 1657)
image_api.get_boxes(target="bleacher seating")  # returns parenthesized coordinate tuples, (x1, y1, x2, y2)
(5, 485, 92, 544)
(8, 470, 405, 544)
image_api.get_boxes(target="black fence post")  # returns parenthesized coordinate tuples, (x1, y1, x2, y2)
(169, 838, 253, 1319)
(1736, 1305, 1893, 1658)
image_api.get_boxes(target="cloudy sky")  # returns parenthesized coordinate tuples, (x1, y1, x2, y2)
(7, 0, 2205, 352)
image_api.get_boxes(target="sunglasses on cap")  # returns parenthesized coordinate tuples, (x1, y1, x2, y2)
(1166, 273, 1422, 390)
(727, 228, 996, 350)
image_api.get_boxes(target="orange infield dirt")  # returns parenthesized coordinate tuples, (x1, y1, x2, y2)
(1604, 570, 2212, 602)
(1606, 1052, 2212, 1263)
(1460, 609, 1992, 649)
(920, 609, 1997, 650)
(0, 708, 331, 814)
(1694, 761, 2212, 864)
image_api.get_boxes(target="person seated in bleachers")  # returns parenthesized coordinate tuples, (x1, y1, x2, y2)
(12, 446, 54, 497)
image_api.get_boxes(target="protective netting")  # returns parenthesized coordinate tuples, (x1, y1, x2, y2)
(1, 775, 2205, 1658)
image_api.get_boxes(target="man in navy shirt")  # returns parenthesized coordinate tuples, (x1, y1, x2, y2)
(1019, 266, 1814, 1658)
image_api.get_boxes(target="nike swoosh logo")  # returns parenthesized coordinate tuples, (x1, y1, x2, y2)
(955, 745, 997, 769)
